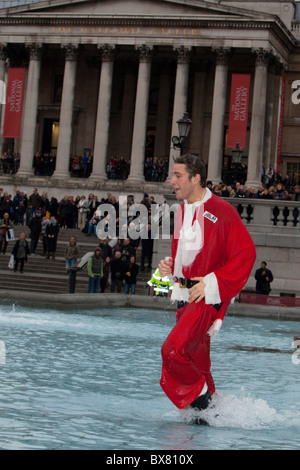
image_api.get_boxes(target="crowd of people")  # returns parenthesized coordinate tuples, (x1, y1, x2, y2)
(144, 156, 169, 182)
(0, 187, 155, 294)
(207, 180, 300, 201)
(219, 162, 299, 199)
(86, 242, 140, 294)
(2, 147, 299, 192)
(0, 150, 20, 174)
(33, 152, 56, 176)
(81, 191, 155, 295)
(1, 150, 172, 182)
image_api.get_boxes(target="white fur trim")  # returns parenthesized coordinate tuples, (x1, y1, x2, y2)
(207, 319, 223, 337)
(203, 272, 221, 304)
(171, 282, 190, 302)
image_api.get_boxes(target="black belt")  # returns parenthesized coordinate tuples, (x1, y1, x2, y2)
(177, 278, 222, 311)
(178, 277, 198, 289)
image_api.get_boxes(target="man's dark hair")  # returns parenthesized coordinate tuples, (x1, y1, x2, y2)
(174, 153, 207, 188)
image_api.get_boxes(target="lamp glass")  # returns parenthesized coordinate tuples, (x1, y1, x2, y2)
(177, 113, 192, 139)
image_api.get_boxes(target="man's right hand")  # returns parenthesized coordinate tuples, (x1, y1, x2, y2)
(158, 257, 173, 277)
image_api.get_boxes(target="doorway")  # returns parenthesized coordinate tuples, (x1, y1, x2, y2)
(42, 119, 59, 155)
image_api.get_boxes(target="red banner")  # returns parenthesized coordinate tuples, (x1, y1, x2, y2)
(227, 74, 251, 149)
(3, 68, 25, 138)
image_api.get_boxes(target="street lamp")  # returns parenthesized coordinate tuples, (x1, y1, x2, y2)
(231, 142, 243, 163)
(172, 112, 192, 155)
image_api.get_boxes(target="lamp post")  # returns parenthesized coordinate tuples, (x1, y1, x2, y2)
(231, 141, 243, 163)
(171, 112, 192, 155)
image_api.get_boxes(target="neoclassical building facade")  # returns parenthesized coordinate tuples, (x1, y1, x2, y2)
(0, 0, 299, 197)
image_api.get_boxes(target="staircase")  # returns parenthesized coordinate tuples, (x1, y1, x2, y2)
(0, 225, 151, 295)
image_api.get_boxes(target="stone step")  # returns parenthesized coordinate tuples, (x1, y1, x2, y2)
(0, 275, 148, 295)
(1, 226, 152, 295)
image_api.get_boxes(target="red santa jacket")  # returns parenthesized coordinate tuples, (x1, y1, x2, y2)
(171, 192, 256, 321)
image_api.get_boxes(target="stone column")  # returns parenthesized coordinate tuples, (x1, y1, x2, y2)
(165, 46, 191, 183)
(128, 45, 152, 183)
(154, 62, 172, 157)
(246, 48, 269, 188)
(189, 64, 208, 157)
(54, 44, 78, 179)
(18, 43, 42, 177)
(207, 48, 230, 185)
(271, 60, 286, 170)
(119, 61, 137, 159)
(263, 69, 275, 170)
(0, 44, 6, 96)
(0, 44, 8, 152)
(90, 44, 115, 182)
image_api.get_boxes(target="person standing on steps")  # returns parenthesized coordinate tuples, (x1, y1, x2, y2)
(158, 154, 256, 424)
(12, 232, 30, 273)
(124, 255, 139, 295)
(28, 209, 42, 255)
(0, 212, 12, 254)
(45, 216, 60, 260)
(87, 248, 103, 293)
(65, 236, 80, 281)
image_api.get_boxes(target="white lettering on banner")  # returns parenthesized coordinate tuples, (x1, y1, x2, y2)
(233, 86, 248, 122)
(291, 80, 300, 105)
(8, 79, 23, 111)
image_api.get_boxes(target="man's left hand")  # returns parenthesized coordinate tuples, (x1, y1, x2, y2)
(207, 319, 223, 337)
(189, 277, 206, 304)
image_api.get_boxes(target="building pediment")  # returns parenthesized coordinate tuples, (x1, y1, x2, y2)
(0, 0, 271, 20)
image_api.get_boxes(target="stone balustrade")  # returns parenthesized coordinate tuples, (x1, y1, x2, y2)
(228, 197, 300, 228)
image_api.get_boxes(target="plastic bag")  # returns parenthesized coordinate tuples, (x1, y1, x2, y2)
(8, 254, 14, 269)
(6, 229, 15, 241)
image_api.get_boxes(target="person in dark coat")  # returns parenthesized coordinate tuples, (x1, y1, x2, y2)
(120, 238, 135, 264)
(49, 197, 59, 218)
(28, 209, 42, 254)
(0, 211, 12, 254)
(45, 216, 60, 259)
(125, 255, 139, 294)
(0, 192, 13, 218)
(59, 196, 73, 228)
(255, 261, 273, 295)
(100, 256, 111, 293)
(12, 232, 30, 273)
(110, 250, 126, 293)
(99, 237, 113, 261)
(140, 223, 154, 272)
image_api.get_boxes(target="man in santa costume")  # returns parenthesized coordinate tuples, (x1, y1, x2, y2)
(159, 154, 256, 423)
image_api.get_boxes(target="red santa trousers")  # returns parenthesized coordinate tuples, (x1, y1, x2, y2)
(160, 300, 219, 409)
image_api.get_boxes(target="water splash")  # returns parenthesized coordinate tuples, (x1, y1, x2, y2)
(178, 388, 277, 429)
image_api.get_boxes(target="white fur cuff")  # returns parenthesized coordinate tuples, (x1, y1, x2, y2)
(203, 272, 221, 305)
